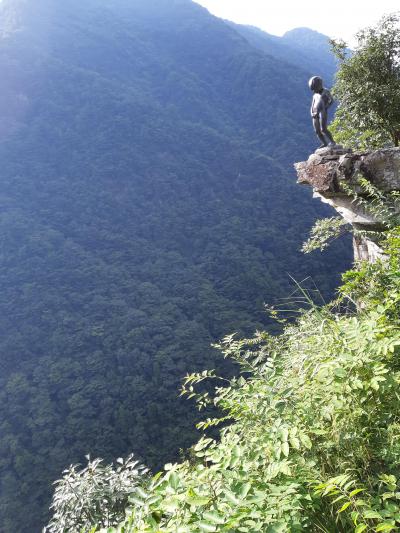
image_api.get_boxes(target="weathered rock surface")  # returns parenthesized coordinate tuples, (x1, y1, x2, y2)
(295, 147, 400, 262)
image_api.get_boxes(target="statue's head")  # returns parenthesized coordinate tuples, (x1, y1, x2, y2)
(308, 76, 323, 92)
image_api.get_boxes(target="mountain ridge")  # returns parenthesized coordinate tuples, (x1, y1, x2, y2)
(225, 21, 338, 84)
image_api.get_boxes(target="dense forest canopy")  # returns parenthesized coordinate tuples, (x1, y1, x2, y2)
(0, 0, 350, 530)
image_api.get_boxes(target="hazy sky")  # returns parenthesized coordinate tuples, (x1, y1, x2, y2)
(194, 0, 399, 46)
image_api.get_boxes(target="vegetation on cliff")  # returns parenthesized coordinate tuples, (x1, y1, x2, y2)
(47, 227, 400, 532)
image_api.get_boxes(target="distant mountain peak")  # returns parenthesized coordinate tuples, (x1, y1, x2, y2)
(282, 26, 333, 49)
(283, 27, 330, 39)
(224, 20, 336, 84)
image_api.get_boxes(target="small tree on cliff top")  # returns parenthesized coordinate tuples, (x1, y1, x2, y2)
(331, 12, 400, 149)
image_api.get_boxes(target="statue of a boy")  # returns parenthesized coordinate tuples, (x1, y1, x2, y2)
(309, 76, 336, 148)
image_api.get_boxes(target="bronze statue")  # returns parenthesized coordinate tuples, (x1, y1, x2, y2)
(309, 76, 336, 148)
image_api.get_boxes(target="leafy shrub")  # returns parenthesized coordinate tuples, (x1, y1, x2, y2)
(44, 455, 148, 533)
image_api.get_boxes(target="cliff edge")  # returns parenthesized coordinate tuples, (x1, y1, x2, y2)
(295, 147, 400, 262)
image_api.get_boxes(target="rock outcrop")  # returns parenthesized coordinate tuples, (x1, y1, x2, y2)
(295, 147, 400, 262)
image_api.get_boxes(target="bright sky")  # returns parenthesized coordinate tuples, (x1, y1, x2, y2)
(194, 0, 399, 46)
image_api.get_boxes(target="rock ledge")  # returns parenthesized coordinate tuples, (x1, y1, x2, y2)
(295, 147, 400, 262)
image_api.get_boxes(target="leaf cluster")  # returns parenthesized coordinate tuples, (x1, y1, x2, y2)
(44, 455, 148, 533)
(301, 217, 349, 254)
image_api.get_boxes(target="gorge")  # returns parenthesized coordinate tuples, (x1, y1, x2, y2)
(0, 0, 355, 530)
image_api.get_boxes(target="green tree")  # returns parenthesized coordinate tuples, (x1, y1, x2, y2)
(331, 12, 400, 149)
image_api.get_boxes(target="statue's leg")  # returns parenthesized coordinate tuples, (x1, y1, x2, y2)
(320, 114, 335, 144)
(313, 117, 327, 147)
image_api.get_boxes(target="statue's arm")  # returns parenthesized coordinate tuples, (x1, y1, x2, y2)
(311, 95, 318, 117)
(324, 89, 334, 108)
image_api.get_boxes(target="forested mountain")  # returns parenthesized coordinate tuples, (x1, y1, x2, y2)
(0, 0, 351, 530)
